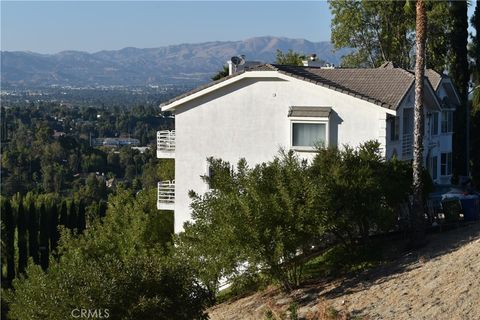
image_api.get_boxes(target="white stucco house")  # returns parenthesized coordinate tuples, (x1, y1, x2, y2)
(156, 62, 460, 233)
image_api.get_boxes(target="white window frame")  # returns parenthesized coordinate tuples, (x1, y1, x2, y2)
(290, 118, 329, 151)
(390, 116, 400, 141)
(441, 110, 454, 134)
(440, 152, 452, 177)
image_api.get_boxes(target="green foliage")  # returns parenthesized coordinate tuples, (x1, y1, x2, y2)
(310, 141, 411, 245)
(450, 0, 470, 177)
(77, 201, 86, 233)
(177, 142, 412, 295)
(1, 198, 15, 284)
(39, 203, 50, 270)
(5, 189, 207, 320)
(27, 200, 39, 264)
(275, 49, 305, 66)
(470, 1, 480, 187)
(329, 0, 451, 71)
(0, 103, 172, 198)
(16, 199, 28, 274)
(178, 151, 319, 292)
(49, 202, 60, 252)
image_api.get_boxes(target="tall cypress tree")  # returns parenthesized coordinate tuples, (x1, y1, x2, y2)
(449, 0, 469, 177)
(50, 202, 59, 252)
(68, 200, 77, 231)
(17, 199, 28, 274)
(470, 1, 480, 187)
(39, 203, 50, 270)
(28, 200, 39, 264)
(98, 200, 107, 219)
(2, 199, 15, 285)
(59, 200, 68, 226)
(77, 201, 86, 233)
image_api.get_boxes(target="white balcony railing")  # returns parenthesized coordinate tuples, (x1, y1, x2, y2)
(402, 133, 413, 159)
(157, 130, 175, 158)
(157, 180, 175, 210)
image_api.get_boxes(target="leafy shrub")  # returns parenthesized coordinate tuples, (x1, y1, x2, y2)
(5, 189, 208, 320)
(177, 141, 412, 295)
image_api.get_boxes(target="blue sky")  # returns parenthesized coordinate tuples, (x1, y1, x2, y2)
(1, 1, 333, 53)
(1, 1, 477, 54)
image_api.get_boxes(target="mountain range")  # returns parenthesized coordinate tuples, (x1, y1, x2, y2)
(1, 36, 350, 88)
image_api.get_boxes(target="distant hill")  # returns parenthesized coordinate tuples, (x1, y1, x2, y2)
(1, 36, 350, 88)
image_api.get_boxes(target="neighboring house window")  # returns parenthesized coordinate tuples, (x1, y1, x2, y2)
(292, 122, 327, 148)
(430, 155, 438, 180)
(440, 152, 452, 176)
(430, 112, 439, 136)
(441, 111, 453, 133)
(390, 116, 399, 141)
(403, 108, 413, 135)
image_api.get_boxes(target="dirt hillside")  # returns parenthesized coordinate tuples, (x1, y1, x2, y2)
(209, 223, 480, 320)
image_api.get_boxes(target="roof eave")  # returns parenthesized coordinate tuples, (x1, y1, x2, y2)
(160, 70, 279, 112)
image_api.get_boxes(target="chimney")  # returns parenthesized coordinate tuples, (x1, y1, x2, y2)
(227, 60, 234, 76)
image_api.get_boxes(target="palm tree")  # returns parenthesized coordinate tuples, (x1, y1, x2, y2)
(411, 0, 427, 247)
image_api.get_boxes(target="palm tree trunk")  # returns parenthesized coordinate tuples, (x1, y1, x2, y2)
(411, 0, 427, 247)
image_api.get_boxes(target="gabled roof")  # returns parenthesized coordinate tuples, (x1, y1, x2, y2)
(425, 69, 444, 90)
(161, 64, 442, 111)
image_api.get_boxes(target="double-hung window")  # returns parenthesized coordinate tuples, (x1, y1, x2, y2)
(440, 152, 452, 176)
(292, 122, 327, 148)
(390, 116, 399, 141)
(289, 106, 330, 150)
(430, 112, 439, 136)
(441, 111, 453, 133)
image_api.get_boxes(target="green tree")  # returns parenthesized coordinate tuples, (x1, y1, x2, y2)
(275, 49, 305, 66)
(77, 201, 86, 233)
(39, 203, 50, 270)
(309, 142, 411, 245)
(329, 0, 450, 70)
(17, 199, 28, 274)
(27, 200, 39, 264)
(1, 198, 15, 285)
(179, 152, 319, 292)
(59, 200, 68, 227)
(68, 201, 77, 231)
(450, 0, 470, 177)
(50, 202, 60, 252)
(470, 1, 480, 187)
(5, 189, 206, 320)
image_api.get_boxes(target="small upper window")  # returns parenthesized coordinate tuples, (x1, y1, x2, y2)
(292, 122, 326, 148)
(441, 111, 453, 133)
(429, 112, 439, 136)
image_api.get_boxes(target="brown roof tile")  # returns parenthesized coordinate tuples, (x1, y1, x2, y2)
(161, 64, 445, 111)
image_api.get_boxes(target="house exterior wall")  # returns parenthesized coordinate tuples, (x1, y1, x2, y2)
(172, 74, 392, 232)
(384, 82, 454, 185)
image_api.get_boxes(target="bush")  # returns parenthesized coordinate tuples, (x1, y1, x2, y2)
(5, 188, 208, 320)
(310, 141, 411, 245)
(178, 151, 321, 292)
(177, 141, 412, 295)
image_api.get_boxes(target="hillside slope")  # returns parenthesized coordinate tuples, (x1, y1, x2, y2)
(209, 224, 480, 320)
(1, 36, 350, 88)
